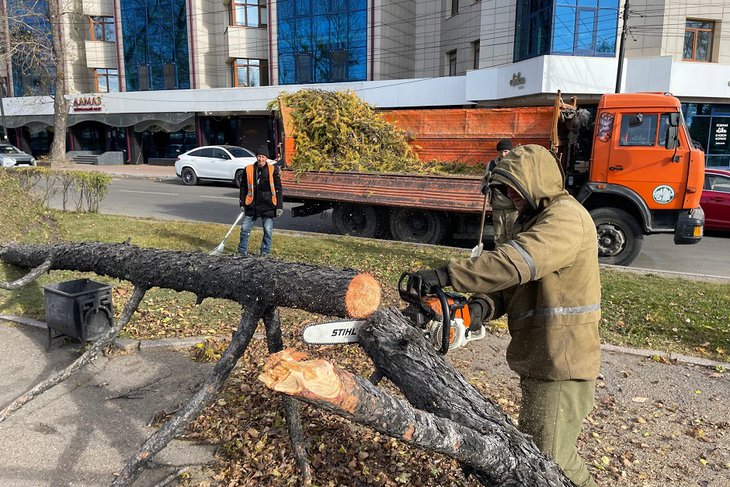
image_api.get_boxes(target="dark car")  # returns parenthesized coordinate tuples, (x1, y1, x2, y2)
(701, 168, 730, 231)
(0, 143, 36, 167)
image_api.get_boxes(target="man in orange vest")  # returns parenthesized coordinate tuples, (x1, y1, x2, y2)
(237, 145, 283, 256)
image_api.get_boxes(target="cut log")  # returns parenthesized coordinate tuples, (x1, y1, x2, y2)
(263, 307, 313, 485)
(356, 308, 573, 485)
(0, 242, 381, 318)
(260, 349, 573, 486)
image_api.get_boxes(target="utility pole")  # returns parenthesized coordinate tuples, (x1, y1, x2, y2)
(615, 0, 629, 93)
(0, 78, 8, 141)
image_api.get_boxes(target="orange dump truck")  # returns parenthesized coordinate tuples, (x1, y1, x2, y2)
(278, 92, 705, 266)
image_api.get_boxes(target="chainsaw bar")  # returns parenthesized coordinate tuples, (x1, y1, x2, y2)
(302, 320, 366, 345)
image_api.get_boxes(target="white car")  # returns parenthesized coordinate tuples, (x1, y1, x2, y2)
(174, 145, 256, 187)
(0, 143, 37, 167)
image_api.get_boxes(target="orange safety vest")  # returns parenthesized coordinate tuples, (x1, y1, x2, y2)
(244, 163, 277, 207)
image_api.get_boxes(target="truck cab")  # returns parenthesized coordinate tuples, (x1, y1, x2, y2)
(570, 93, 705, 265)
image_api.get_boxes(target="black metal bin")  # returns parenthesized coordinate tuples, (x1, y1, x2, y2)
(43, 279, 114, 348)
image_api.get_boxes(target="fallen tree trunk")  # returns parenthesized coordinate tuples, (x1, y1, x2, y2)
(0, 242, 380, 318)
(357, 308, 573, 485)
(261, 349, 572, 486)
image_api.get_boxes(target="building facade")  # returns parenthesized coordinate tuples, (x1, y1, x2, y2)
(1, 0, 729, 166)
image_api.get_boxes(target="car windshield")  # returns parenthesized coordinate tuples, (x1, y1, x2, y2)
(225, 146, 254, 158)
(0, 145, 21, 154)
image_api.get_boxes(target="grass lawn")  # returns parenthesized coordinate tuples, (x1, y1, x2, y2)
(1, 209, 728, 362)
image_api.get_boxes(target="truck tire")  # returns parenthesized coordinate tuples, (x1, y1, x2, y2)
(590, 208, 644, 266)
(389, 208, 447, 245)
(181, 167, 198, 186)
(332, 204, 385, 238)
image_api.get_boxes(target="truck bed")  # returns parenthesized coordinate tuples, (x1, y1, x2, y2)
(280, 170, 485, 213)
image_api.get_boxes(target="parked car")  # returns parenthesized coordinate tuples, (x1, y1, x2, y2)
(701, 168, 730, 231)
(174, 145, 256, 187)
(0, 143, 36, 167)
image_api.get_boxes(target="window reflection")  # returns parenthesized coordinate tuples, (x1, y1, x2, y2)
(120, 0, 190, 91)
(277, 0, 367, 84)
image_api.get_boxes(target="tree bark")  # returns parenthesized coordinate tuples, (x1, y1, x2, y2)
(0, 258, 51, 290)
(263, 307, 313, 485)
(112, 303, 265, 487)
(0, 242, 380, 318)
(261, 349, 573, 487)
(356, 308, 573, 485)
(0, 286, 147, 423)
(47, 0, 69, 165)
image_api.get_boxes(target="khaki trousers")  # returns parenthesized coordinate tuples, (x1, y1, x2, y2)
(519, 377, 598, 487)
(492, 208, 519, 245)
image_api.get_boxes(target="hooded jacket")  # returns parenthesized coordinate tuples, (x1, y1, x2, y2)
(449, 144, 601, 381)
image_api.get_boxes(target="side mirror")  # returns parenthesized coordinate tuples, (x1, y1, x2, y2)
(669, 112, 680, 127)
(665, 124, 679, 150)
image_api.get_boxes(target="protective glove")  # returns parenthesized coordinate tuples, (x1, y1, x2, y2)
(480, 185, 488, 196)
(275, 209, 284, 217)
(467, 297, 493, 331)
(413, 267, 451, 294)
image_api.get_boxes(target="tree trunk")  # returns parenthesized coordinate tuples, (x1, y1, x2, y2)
(47, 0, 69, 165)
(0, 242, 381, 318)
(261, 349, 573, 487)
(356, 308, 573, 485)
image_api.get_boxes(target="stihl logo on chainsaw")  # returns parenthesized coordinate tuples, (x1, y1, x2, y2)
(302, 273, 486, 354)
(331, 327, 359, 337)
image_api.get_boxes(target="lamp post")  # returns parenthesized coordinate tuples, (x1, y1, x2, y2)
(0, 77, 8, 141)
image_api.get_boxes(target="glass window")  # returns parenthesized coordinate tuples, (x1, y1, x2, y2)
(447, 50, 457, 76)
(278, 0, 367, 84)
(705, 174, 730, 192)
(546, 0, 617, 58)
(553, 6, 576, 53)
(451, 0, 459, 16)
(231, 0, 267, 27)
(295, 53, 313, 83)
(189, 149, 204, 157)
(684, 20, 713, 62)
(514, 0, 552, 61)
(94, 68, 119, 93)
(472, 40, 480, 70)
(575, 8, 596, 52)
(212, 148, 230, 159)
(233, 58, 268, 87)
(619, 114, 658, 146)
(121, 0, 190, 91)
(227, 146, 255, 158)
(90, 16, 116, 42)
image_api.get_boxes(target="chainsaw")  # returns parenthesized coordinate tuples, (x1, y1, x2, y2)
(302, 273, 486, 354)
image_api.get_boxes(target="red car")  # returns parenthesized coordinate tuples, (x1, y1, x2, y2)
(701, 168, 730, 231)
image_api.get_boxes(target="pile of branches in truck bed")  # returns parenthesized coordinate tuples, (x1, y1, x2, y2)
(270, 89, 479, 175)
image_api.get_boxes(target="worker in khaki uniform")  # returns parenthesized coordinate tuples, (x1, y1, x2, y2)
(415, 144, 600, 487)
(481, 139, 518, 245)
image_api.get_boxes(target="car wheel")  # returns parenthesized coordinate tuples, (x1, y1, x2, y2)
(234, 170, 244, 188)
(181, 167, 198, 186)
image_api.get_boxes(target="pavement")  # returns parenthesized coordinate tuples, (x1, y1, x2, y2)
(0, 319, 217, 487)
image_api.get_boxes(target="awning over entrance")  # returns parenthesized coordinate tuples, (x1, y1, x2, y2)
(2, 112, 195, 132)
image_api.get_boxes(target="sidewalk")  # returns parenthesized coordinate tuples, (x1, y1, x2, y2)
(64, 163, 178, 181)
(0, 321, 217, 487)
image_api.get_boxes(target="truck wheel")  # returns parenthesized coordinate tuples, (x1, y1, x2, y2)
(590, 208, 644, 266)
(389, 209, 447, 245)
(234, 170, 244, 188)
(181, 167, 198, 186)
(332, 204, 385, 238)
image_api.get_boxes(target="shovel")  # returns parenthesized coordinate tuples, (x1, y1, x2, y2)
(210, 211, 245, 255)
(470, 191, 489, 258)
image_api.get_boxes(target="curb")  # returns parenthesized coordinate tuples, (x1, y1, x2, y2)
(2, 314, 728, 370)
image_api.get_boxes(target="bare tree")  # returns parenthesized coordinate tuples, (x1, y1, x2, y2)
(4, 0, 69, 164)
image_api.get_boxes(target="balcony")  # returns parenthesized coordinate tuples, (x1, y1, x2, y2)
(225, 25, 269, 61)
(84, 40, 117, 69)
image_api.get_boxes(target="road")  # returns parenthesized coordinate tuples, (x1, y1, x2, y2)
(50, 177, 730, 278)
